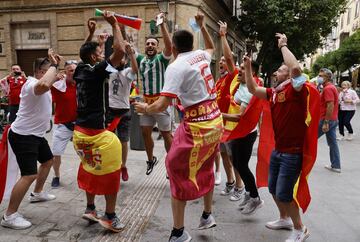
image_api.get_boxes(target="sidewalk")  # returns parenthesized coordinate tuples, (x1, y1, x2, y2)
(0, 130, 169, 242)
(141, 111, 360, 242)
(1, 112, 360, 241)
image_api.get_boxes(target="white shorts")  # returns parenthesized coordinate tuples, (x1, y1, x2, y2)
(139, 107, 171, 132)
(52, 124, 73, 156)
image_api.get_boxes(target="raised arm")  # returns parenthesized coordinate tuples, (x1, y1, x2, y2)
(125, 41, 138, 74)
(97, 34, 108, 58)
(85, 19, 96, 42)
(103, 11, 125, 67)
(34, 49, 61, 96)
(244, 55, 267, 99)
(276, 33, 301, 78)
(158, 13, 172, 57)
(119, 23, 128, 41)
(219, 21, 235, 74)
(195, 12, 215, 56)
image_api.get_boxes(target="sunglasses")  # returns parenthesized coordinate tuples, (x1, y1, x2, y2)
(64, 60, 78, 66)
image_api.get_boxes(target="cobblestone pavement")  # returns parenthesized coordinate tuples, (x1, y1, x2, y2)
(1, 111, 360, 242)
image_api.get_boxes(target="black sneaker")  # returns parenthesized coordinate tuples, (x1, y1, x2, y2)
(146, 156, 158, 175)
(51, 177, 60, 188)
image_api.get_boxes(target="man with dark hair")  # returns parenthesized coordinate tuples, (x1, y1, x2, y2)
(136, 12, 173, 175)
(50, 60, 78, 187)
(0, 64, 27, 123)
(317, 68, 341, 173)
(72, 11, 126, 233)
(1, 49, 61, 230)
(135, 12, 222, 242)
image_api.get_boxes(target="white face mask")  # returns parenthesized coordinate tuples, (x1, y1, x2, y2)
(317, 76, 324, 84)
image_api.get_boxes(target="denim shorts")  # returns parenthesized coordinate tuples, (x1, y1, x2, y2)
(268, 150, 302, 202)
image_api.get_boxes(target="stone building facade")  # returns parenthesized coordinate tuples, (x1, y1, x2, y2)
(0, 0, 245, 78)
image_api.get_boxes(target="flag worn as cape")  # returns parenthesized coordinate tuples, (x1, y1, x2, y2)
(256, 82, 320, 213)
(0, 125, 19, 204)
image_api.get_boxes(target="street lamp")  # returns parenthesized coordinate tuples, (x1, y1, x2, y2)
(157, 0, 170, 14)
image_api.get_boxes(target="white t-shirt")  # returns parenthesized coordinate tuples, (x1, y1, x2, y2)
(11, 76, 52, 137)
(161, 50, 216, 108)
(108, 67, 137, 109)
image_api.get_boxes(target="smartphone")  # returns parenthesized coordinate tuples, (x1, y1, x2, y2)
(156, 14, 164, 26)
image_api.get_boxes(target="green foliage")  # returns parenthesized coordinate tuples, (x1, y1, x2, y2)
(338, 30, 360, 71)
(312, 30, 360, 79)
(238, 0, 347, 75)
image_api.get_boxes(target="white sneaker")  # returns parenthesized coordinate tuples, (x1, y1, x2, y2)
(220, 181, 235, 196)
(198, 214, 216, 230)
(214, 172, 221, 186)
(324, 165, 341, 173)
(238, 192, 251, 210)
(241, 197, 264, 215)
(230, 187, 245, 201)
(265, 218, 293, 230)
(336, 135, 345, 141)
(1, 212, 32, 229)
(285, 226, 310, 242)
(29, 192, 56, 203)
(346, 133, 353, 141)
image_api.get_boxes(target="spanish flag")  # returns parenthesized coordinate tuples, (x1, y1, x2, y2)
(0, 125, 19, 204)
(73, 126, 122, 195)
(293, 83, 320, 212)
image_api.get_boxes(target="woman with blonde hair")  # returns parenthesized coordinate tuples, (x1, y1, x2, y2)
(338, 81, 359, 140)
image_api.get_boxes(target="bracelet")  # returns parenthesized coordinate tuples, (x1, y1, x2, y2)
(279, 45, 287, 50)
(50, 63, 59, 68)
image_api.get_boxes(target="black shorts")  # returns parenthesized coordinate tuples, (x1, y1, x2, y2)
(108, 108, 131, 142)
(8, 129, 53, 176)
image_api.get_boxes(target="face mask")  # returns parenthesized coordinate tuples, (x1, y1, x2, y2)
(292, 75, 307, 89)
(317, 76, 324, 84)
(189, 18, 201, 32)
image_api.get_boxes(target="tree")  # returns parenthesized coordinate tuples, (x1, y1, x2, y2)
(311, 30, 360, 82)
(238, 0, 347, 81)
(337, 30, 360, 82)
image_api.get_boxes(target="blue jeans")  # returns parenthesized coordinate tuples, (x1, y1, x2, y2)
(318, 120, 341, 169)
(268, 150, 302, 203)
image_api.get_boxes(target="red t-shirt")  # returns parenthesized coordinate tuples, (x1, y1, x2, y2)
(215, 69, 239, 113)
(7, 76, 27, 105)
(266, 82, 308, 153)
(51, 82, 77, 124)
(320, 82, 339, 120)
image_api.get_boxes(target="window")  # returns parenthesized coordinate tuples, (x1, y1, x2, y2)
(356, 1, 360, 18)
(341, 14, 344, 29)
(347, 8, 351, 25)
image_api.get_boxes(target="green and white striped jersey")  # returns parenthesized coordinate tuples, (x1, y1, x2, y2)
(136, 52, 171, 96)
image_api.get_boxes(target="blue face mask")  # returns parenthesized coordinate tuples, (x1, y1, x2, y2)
(189, 18, 201, 32)
(292, 75, 307, 89)
(317, 76, 324, 84)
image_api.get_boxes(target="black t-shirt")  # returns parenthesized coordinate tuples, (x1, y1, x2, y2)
(73, 60, 111, 129)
